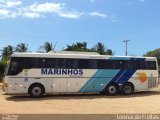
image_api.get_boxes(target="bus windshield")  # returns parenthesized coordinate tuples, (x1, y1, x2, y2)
(7, 57, 24, 76)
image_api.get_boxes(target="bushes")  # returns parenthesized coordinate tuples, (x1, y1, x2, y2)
(0, 60, 7, 83)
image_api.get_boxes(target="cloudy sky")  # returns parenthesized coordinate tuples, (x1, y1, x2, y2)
(0, 0, 160, 55)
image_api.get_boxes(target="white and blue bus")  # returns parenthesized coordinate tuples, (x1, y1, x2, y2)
(3, 52, 159, 97)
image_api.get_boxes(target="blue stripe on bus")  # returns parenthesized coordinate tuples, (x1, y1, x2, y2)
(100, 58, 146, 91)
(109, 69, 126, 82)
(79, 58, 147, 93)
(116, 69, 136, 84)
(108, 58, 139, 84)
(110, 57, 130, 60)
(79, 70, 101, 92)
(135, 58, 146, 61)
(79, 70, 119, 92)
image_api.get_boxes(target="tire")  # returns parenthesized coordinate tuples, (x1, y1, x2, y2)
(105, 83, 118, 95)
(122, 83, 134, 95)
(29, 84, 45, 98)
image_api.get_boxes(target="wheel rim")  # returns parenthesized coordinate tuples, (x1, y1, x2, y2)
(124, 85, 132, 94)
(32, 87, 42, 96)
(108, 86, 116, 94)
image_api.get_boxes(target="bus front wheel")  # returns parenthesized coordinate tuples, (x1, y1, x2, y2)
(29, 84, 45, 98)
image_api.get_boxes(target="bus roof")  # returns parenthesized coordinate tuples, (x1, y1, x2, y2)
(10, 52, 157, 61)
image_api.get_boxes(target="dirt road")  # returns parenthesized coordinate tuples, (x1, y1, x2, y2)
(0, 86, 160, 114)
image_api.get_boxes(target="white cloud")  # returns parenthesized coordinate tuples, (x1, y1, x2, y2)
(90, 12, 107, 18)
(19, 2, 83, 19)
(6, 1, 21, 7)
(0, 9, 9, 15)
(22, 12, 41, 18)
(0, 9, 10, 18)
(25, 2, 63, 13)
(90, 0, 95, 3)
(18, 2, 64, 18)
(0, 0, 21, 8)
(0, 0, 109, 19)
(58, 11, 83, 19)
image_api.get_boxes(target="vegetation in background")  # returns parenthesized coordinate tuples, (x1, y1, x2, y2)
(64, 42, 113, 55)
(40, 42, 56, 53)
(0, 60, 7, 82)
(0, 45, 14, 60)
(144, 48, 160, 65)
(65, 42, 89, 52)
(16, 43, 28, 52)
(0, 46, 12, 82)
(144, 48, 160, 75)
(92, 42, 113, 55)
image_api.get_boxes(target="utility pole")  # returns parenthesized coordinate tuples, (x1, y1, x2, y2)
(123, 40, 130, 56)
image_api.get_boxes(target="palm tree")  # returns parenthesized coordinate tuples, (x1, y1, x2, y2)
(92, 42, 105, 55)
(92, 42, 113, 55)
(0, 45, 14, 60)
(40, 42, 56, 53)
(106, 49, 113, 55)
(65, 42, 88, 51)
(16, 43, 28, 52)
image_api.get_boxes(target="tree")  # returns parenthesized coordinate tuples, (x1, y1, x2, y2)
(144, 48, 160, 65)
(0, 45, 14, 60)
(40, 42, 56, 53)
(0, 45, 14, 82)
(92, 42, 113, 55)
(144, 48, 160, 74)
(64, 42, 113, 55)
(0, 60, 7, 82)
(106, 49, 113, 55)
(64, 42, 88, 51)
(16, 43, 28, 52)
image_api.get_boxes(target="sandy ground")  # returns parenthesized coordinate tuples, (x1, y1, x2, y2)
(0, 86, 160, 114)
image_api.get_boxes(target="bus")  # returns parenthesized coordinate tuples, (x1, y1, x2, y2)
(2, 52, 159, 97)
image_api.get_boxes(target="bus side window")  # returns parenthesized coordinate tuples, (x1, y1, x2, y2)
(98, 60, 114, 69)
(89, 59, 97, 69)
(98, 60, 106, 69)
(57, 59, 67, 68)
(140, 61, 147, 69)
(106, 60, 114, 69)
(147, 61, 156, 70)
(127, 61, 132, 69)
(78, 59, 89, 69)
(24, 58, 37, 69)
(114, 60, 125, 69)
(45, 58, 57, 68)
(37, 58, 46, 68)
(67, 59, 78, 69)
(132, 61, 140, 69)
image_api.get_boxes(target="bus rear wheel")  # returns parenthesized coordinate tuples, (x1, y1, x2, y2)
(105, 83, 118, 95)
(29, 84, 44, 98)
(122, 83, 134, 95)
